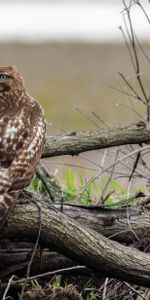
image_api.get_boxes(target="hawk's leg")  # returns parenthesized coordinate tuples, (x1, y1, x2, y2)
(0, 192, 17, 231)
(0, 205, 15, 231)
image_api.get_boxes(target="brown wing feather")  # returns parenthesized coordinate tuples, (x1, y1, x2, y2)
(0, 66, 46, 230)
(0, 100, 46, 229)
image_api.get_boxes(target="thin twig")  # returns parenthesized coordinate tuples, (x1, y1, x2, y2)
(119, 24, 136, 71)
(36, 169, 55, 203)
(91, 111, 111, 127)
(126, 206, 139, 241)
(102, 278, 109, 300)
(124, 281, 146, 300)
(74, 106, 100, 128)
(110, 84, 143, 101)
(98, 149, 120, 204)
(17, 266, 86, 284)
(101, 149, 108, 170)
(117, 101, 144, 119)
(79, 145, 150, 197)
(49, 160, 98, 171)
(123, 0, 149, 119)
(20, 202, 42, 299)
(136, 0, 150, 24)
(119, 72, 146, 104)
(129, 147, 141, 181)
(2, 275, 16, 300)
(135, 34, 150, 64)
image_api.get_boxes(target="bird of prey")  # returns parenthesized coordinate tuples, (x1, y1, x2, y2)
(0, 65, 46, 230)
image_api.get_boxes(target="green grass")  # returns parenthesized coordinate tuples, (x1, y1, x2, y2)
(29, 167, 143, 208)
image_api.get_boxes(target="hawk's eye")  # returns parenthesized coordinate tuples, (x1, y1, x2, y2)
(0, 74, 7, 80)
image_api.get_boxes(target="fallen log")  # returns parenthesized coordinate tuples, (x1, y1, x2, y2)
(0, 192, 150, 287)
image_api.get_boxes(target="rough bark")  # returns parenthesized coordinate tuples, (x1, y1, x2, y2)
(0, 203, 149, 279)
(54, 203, 150, 243)
(42, 122, 150, 158)
(1, 193, 150, 287)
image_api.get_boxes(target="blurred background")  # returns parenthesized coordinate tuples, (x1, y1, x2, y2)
(0, 0, 150, 129)
(1, 0, 150, 193)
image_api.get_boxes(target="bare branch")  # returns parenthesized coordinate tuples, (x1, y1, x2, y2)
(42, 122, 150, 158)
(80, 144, 150, 195)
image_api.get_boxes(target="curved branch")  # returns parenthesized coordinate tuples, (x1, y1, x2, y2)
(1, 198, 150, 279)
(42, 122, 150, 158)
(55, 203, 150, 243)
(1, 195, 150, 287)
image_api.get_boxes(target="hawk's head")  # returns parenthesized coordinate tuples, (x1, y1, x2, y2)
(0, 65, 24, 92)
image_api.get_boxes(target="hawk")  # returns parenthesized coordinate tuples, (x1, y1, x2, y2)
(0, 65, 46, 230)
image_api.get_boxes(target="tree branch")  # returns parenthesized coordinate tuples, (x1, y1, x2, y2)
(42, 122, 150, 158)
(54, 203, 150, 243)
(1, 193, 150, 287)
